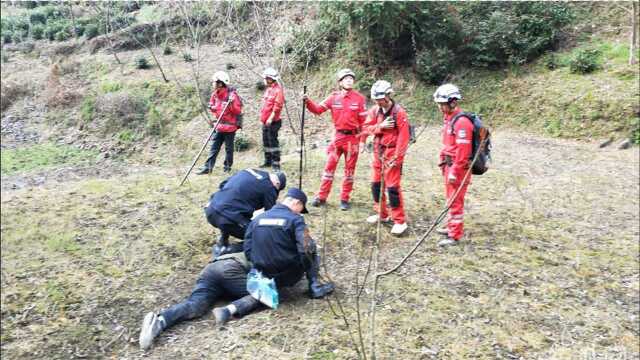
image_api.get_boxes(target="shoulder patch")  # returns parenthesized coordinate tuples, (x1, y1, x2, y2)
(458, 129, 467, 139)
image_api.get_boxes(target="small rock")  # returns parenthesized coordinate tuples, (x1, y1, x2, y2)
(598, 138, 613, 148)
(618, 139, 631, 149)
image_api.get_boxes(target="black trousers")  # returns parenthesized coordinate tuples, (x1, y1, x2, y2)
(204, 131, 235, 170)
(262, 121, 281, 166)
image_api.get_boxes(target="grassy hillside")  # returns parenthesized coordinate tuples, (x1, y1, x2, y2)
(1, 2, 639, 359)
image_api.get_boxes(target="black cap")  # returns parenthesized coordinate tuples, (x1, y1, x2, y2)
(286, 187, 308, 213)
(276, 172, 286, 191)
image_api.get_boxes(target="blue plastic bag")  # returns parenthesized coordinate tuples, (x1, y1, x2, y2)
(247, 268, 279, 309)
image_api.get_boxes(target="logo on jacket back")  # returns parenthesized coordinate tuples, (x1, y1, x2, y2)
(258, 218, 286, 226)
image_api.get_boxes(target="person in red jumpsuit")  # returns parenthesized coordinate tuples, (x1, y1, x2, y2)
(196, 71, 243, 174)
(361, 80, 410, 236)
(303, 69, 367, 211)
(259, 67, 285, 171)
(433, 84, 474, 247)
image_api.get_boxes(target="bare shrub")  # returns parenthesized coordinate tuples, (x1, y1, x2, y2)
(0, 80, 31, 111)
(45, 63, 80, 107)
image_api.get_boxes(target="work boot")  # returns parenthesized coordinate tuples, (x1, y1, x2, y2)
(436, 227, 449, 236)
(139, 312, 166, 350)
(223, 166, 232, 173)
(339, 200, 350, 211)
(366, 214, 391, 224)
(311, 197, 326, 207)
(306, 254, 334, 299)
(195, 167, 210, 175)
(213, 307, 231, 328)
(212, 235, 229, 259)
(271, 163, 280, 172)
(438, 237, 459, 247)
(390, 222, 408, 235)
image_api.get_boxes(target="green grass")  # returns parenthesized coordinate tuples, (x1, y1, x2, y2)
(0, 143, 99, 175)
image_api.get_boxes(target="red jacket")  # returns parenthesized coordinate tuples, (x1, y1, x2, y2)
(260, 82, 285, 124)
(440, 108, 473, 181)
(362, 103, 411, 163)
(209, 87, 242, 133)
(305, 89, 367, 133)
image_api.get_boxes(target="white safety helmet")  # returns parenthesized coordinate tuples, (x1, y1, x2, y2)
(212, 71, 230, 85)
(262, 67, 279, 81)
(370, 80, 393, 100)
(433, 83, 462, 103)
(337, 68, 356, 81)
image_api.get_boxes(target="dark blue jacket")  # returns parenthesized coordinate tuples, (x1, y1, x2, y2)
(205, 169, 278, 226)
(244, 204, 316, 278)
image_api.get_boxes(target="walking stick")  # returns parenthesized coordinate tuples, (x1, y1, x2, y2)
(179, 100, 232, 187)
(299, 85, 307, 189)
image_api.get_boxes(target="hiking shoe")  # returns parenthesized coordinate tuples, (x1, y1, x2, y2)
(438, 237, 459, 247)
(339, 200, 350, 211)
(139, 312, 165, 350)
(390, 222, 408, 235)
(213, 307, 231, 328)
(311, 197, 326, 207)
(223, 167, 232, 173)
(435, 227, 449, 236)
(366, 214, 391, 224)
(195, 167, 210, 175)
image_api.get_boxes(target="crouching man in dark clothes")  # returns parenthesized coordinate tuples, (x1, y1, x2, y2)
(205, 168, 286, 257)
(139, 188, 334, 350)
(211, 188, 335, 326)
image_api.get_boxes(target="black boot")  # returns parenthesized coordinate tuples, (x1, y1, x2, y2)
(306, 254, 335, 299)
(196, 167, 211, 175)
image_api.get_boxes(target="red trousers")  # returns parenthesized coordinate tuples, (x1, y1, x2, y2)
(370, 146, 405, 224)
(443, 165, 470, 240)
(317, 135, 360, 202)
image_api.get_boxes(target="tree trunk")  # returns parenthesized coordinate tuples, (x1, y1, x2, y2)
(630, 2, 638, 65)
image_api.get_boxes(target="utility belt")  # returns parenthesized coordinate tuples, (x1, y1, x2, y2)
(337, 129, 358, 135)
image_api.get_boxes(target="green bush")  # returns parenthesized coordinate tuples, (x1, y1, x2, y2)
(416, 47, 455, 85)
(135, 56, 150, 69)
(29, 11, 47, 25)
(459, 2, 573, 67)
(234, 132, 251, 152)
(73, 24, 84, 37)
(54, 29, 70, 42)
(2, 32, 12, 44)
(80, 95, 96, 124)
(41, 5, 69, 20)
(162, 45, 173, 55)
(255, 81, 266, 91)
(84, 24, 99, 39)
(569, 48, 601, 74)
(31, 25, 45, 40)
(45, 20, 70, 41)
(182, 52, 193, 62)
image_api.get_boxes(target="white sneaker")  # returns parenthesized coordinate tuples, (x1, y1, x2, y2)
(390, 222, 408, 235)
(366, 214, 391, 224)
(139, 312, 165, 350)
(435, 227, 449, 235)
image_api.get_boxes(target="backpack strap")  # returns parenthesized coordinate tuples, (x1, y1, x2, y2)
(450, 112, 473, 134)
